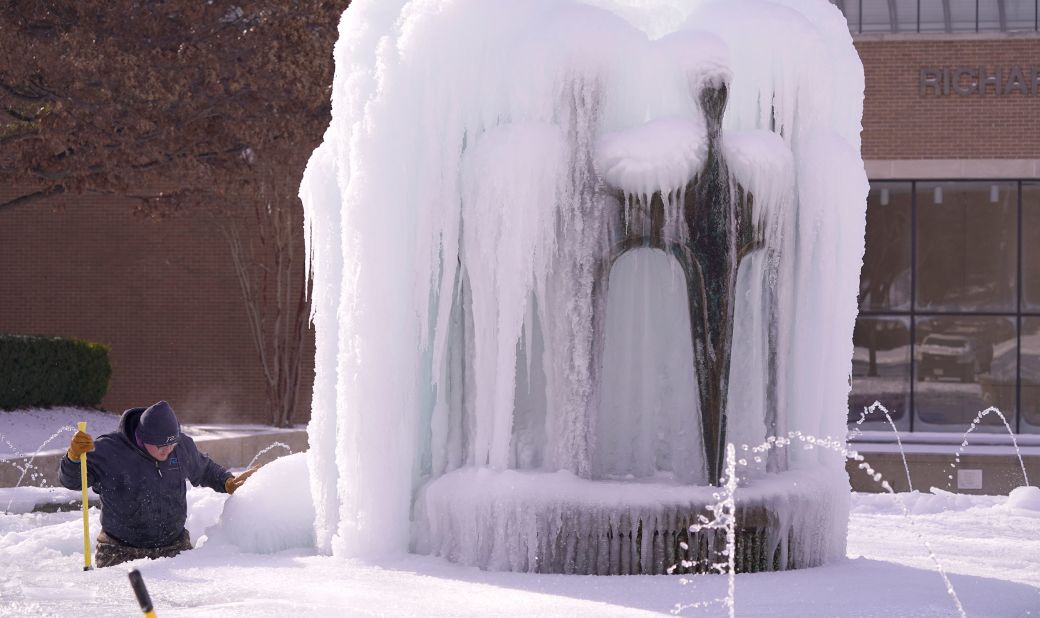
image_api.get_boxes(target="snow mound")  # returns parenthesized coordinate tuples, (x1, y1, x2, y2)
(210, 452, 315, 553)
(0, 486, 94, 515)
(851, 488, 1005, 516)
(1006, 485, 1040, 511)
(905, 488, 985, 515)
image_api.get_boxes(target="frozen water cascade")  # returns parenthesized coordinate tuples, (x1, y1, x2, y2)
(595, 249, 705, 484)
(301, 0, 868, 573)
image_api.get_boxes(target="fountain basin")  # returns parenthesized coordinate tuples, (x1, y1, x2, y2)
(413, 467, 848, 575)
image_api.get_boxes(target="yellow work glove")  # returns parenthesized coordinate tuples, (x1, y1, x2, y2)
(224, 464, 262, 495)
(67, 430, 94, 462)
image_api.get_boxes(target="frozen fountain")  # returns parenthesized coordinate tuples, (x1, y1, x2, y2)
(301, 0, 868, 574)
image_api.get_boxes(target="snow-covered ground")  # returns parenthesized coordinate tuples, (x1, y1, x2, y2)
(1, 477, 1037, 617)
(2, 414, 1036, 616)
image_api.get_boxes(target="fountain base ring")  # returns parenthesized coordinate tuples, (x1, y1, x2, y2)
(412, 467, 848, 575)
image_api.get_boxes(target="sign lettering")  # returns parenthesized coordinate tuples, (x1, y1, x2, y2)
(920, 67, 1040, 96)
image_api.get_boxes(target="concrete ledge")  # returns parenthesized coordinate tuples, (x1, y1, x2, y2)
(189, 426, 308, 470)
(847, 448, 1039, 494)
(855, 32, 1040, 43)
(865, 158, 1040, 179)
(0, 427, 308, 489)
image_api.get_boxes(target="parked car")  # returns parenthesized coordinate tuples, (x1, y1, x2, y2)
(916, 334, 992, 382)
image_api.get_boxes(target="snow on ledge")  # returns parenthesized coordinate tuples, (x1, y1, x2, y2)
(655, 28, 731, 91)
(595, 117, 707, 197)
(723, 129, 794, 215)
(413, 466, 848, 573)
(418, 465, 843, 508)
(850, 429, 1040, 456)
(851, 429, 1040, 447)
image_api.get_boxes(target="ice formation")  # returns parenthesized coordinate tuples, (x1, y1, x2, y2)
(301, 0, 867, 571)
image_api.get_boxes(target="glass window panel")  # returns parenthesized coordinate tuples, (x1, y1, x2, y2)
(1005, 0, 1037, 30)
(1021, 317, 1040, 433)
(839, 0, 863, 32)
(978, 0, 1008, 30)
(916, 181, 1017, 312)
(914, 316, 1017, 432)
(1024, 183, 1040, 310)
(946, 0, 980, 30)
(920, 0, 980, 31)
(862, 0, 896, 31)
(920, 0, 953, 31)
(860, 182, 912, 311)
(894, 0, 920, 31)
(849, 316, 912, 431)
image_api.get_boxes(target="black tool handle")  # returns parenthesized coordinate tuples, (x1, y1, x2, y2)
(128, 569, 154, 613)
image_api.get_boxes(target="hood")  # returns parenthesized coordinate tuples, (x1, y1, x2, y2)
(117, 407, 149, 454)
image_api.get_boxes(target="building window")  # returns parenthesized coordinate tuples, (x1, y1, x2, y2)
(851, 316, 912, 431)
(831, 0, 1040, 33)
(1022, 183, 1040, 434)
(915, 181, 1016, 312)
(1022, 182, 1040, 311)
(852, 180, 1038, 434)
(1020, 317, 1040, 432)
(913, 315, 1016, 430)
(860, 182, 912, 312)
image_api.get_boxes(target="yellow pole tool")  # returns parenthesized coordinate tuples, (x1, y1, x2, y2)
(77, 421, 93, 571)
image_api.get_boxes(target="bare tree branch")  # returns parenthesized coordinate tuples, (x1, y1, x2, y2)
(0, 131, 38, 146)
(3, 106, 38, 122)
(0, 184, 65, 211)
(0, 80, 50, 102)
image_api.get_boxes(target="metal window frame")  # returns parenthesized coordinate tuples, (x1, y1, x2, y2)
(837, 0, 1039, 33)
(1017, 178, 1023, 432)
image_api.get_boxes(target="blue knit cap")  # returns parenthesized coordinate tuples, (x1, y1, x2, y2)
(137, 400, 180, 446)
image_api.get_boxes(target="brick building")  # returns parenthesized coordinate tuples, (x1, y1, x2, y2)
(0, 187, 314, 426)
(842, 3, 1040, 440)
(835, 0, 1040, 492)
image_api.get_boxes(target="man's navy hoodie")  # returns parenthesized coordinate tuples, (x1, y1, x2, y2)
(59, 407, 232, 548)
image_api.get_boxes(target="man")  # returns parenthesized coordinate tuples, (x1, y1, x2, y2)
(59, 400, 259, 568)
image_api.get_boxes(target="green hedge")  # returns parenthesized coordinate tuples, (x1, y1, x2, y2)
(0, 335, 112, 410)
